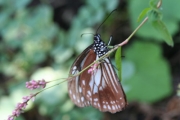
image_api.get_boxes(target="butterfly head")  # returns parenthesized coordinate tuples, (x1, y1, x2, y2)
(93, 34, 108, 57)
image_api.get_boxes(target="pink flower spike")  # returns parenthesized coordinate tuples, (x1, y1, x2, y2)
(31, 95, 35, 102)
(7, 94, 36, 120)
(12, 109, 21, 117)
(22, 94, 35, 103)
(22, 96, 30, 102)
(7, 116, 14, 120)
(26, 79, 47, 90)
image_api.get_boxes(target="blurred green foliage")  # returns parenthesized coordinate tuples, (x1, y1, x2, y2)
(122, 41, 172, 102)
(0, 0, 178, 119)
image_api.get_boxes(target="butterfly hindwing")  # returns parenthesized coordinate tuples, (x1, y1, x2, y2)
(84, 56, 127, 113)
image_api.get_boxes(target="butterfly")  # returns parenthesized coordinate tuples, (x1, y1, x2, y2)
(68, 34, 127, 113)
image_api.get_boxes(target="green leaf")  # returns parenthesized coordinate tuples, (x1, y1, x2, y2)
(152, 20, 174, 46)
(123, 41, 172, 103)
(148, 9, 162, 22)
(137, 7, 151, 22)
(149, 0, 159, 9)
(115, 47, 122, 81)
(129, 0, 179, 41)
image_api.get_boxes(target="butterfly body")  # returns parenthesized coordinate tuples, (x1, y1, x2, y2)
(68, 34, 127, 113)
(93, 34, 108, 57)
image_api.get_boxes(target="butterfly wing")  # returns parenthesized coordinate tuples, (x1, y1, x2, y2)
(68, 45, 95, 107)
(68, 46, 127, 113)
(88, 57, 127, 113)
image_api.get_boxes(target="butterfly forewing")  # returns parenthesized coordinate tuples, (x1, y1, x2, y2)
(68, 45, 94, 107)
(68, 34, 127, 113)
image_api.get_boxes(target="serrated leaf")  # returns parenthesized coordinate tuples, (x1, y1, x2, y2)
(115, 47, 122, 81)
(152, 20, 174, 46)
(137, 7, 151, 22)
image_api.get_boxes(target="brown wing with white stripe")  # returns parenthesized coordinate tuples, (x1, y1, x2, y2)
(88, 57, 127, 113)
(68, 45, 94, 107)
(68, 48, 127, 113)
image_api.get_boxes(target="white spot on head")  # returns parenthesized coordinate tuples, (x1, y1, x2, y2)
(121, 103, 124, 105)
(81, 97, 84, 102)
(103, 105, 106, 109)
(94, 98, 98, 101)
(120, 97, 122, 100)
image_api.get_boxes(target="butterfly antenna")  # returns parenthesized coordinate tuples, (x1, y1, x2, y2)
(108, 36, 113, 46)
(81, 33, 95, 37)
(96, 9, 117, 34)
